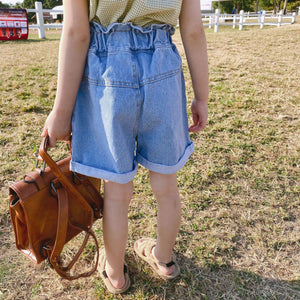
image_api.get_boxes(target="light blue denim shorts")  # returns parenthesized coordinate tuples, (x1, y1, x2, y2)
(70, 22, 194, 184)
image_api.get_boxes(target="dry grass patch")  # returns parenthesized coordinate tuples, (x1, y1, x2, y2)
(0, 25, 299, 299)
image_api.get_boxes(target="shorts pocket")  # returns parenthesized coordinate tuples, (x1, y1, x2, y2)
(138, 46, 182, 85)
(83, 50, 135, 87)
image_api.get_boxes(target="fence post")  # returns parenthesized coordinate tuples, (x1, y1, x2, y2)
(233, 14, 237, 29)
(214, 9, 220, 33)
(209, 15, 213, 29)
(277, 10, 283, 27)
(291, 12, 296, 23)
(260, 10, 266, 29)
(239, 10, 244, 30)
(35, 1, 45, 39)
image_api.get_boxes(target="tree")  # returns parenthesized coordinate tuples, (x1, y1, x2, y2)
(282, 0, 288, 13)
(255, 0, 259, 12)
(20, 0, 62, 9)
(21, 0, 35, 8)
(45, 0, 62, 9)
(0, 1, 11, 8)
(213, 0, 255, 13)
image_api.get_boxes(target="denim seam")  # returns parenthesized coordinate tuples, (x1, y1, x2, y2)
(82, 76, 139, 88)
(133, 90, 142, 139)
(88, 45, 173, 55)
(70, 161, 137, 184)
(136, 142, 195, 174)
(83, 67, 182, 87)
(89, 22, 174, 35)
(139, 67, 182, 86)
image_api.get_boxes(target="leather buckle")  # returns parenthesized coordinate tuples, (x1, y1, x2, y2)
(72, 172, 85, 185)
(49, 181, 62, 197)
(35, 159, 46, 175)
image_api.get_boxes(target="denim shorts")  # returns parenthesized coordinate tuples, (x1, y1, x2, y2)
(70, 22, 194, 184)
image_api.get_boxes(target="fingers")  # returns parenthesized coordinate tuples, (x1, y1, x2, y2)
(47, 135, 57, 148)
(41, 127, 48, 138)
(189, 99, 208, 133)
(41, 127, 57, 148)
(192, 111, 199, 125)
(189, 123, 204, 132)
(189, 114, 208, 132)
(189, 112, 204, 132)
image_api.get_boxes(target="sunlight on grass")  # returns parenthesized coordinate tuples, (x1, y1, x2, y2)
(0, 25, 299, 299)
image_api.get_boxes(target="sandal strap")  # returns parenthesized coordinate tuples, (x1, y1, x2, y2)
(158, 260, 175, 268)
(102, 270, 108, 279)
(149, 244, 176, 268)
(102, 265, 128, 279)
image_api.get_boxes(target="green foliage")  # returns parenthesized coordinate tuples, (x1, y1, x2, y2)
(19, 0, 62, 9)
(213, 0, 299, 13)
(0, 24, 300, 300)
(213, 0, 256, 13)
(44, 0, 62, 9)
(0, 1, 10, 8)
(259, 0, 300, 13)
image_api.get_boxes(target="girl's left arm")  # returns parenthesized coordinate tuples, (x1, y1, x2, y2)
(42, 0, 90, 147)
(179, 0, 209, 133)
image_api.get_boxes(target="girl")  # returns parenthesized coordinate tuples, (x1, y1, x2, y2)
(42, 0, 208, 294)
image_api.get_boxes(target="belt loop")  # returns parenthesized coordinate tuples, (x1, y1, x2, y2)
(131, 28, 138, 50)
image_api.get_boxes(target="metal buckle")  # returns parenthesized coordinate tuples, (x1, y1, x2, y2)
(42, 244, 51, 251)
(35, 159, 46, 175)
(72, 172, 85, 184)
(49, 181, 58, 197)
(40, 242, 52, 260)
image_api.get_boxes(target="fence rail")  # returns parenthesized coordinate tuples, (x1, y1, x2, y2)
(28, 2, 297, 39)
(203, 9, 297, 32)
(27, 2, 63, 38)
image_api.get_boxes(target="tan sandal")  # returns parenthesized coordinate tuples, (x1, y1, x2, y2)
(98, 247, 131, 294)
(134, 238, 180, 280)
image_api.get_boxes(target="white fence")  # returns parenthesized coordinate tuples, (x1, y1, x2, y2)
(27, 2, 63, 38)
(203, 9, 297, 33)
(28, 2, 297, 38)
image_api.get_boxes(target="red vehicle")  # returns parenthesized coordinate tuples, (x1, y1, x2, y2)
(0, 9, 28, 40)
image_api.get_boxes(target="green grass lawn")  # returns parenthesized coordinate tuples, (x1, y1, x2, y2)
(0, 24, 299, 299)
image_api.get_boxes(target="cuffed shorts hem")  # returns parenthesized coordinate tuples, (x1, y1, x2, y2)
(136, 142, 194, 174)
(70, 161, 138, 184)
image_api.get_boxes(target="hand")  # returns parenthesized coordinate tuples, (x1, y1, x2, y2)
(41, 109, 72, 147)
(188, 99, 208, 132)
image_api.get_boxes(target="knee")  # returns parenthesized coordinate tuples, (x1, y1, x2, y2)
(104, 180, 133, 205)
(150, 172, 180, 201)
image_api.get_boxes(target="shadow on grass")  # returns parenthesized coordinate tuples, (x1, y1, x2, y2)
(0, 34, 61, 44)
(0, 38, 60, 44)
(126, 252, 300, 299)
(0, 210, 299, 300)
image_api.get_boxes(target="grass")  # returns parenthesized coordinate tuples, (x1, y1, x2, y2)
(0, 23, 299, 299)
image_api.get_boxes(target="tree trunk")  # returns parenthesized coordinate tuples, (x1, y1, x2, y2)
(255, 0, 259, 13)
(274, 0, 282, 14)
(283, 0, 288, 14)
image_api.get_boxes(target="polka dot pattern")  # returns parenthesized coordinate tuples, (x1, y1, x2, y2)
(89, 0, 182, 27)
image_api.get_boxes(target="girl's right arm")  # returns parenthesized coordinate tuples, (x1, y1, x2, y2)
(41, 0, 90, 147)
(179, 0, 209, 133)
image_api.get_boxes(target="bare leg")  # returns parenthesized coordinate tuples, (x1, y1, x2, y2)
(102, 180, 133, 289)
(149, 171, 181, 275)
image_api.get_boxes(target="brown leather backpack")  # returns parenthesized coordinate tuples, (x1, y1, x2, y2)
(9, 137, 103, 280)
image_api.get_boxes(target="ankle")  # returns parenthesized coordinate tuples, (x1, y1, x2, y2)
(105, 262, 125, 281)
(152, 246, 175, 276)
(152, 246, 172, 265)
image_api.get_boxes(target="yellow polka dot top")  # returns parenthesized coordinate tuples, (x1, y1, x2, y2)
(89, 0, 183, 28)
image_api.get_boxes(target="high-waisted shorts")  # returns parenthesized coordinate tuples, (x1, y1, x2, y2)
(70, 22, 194, 184)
